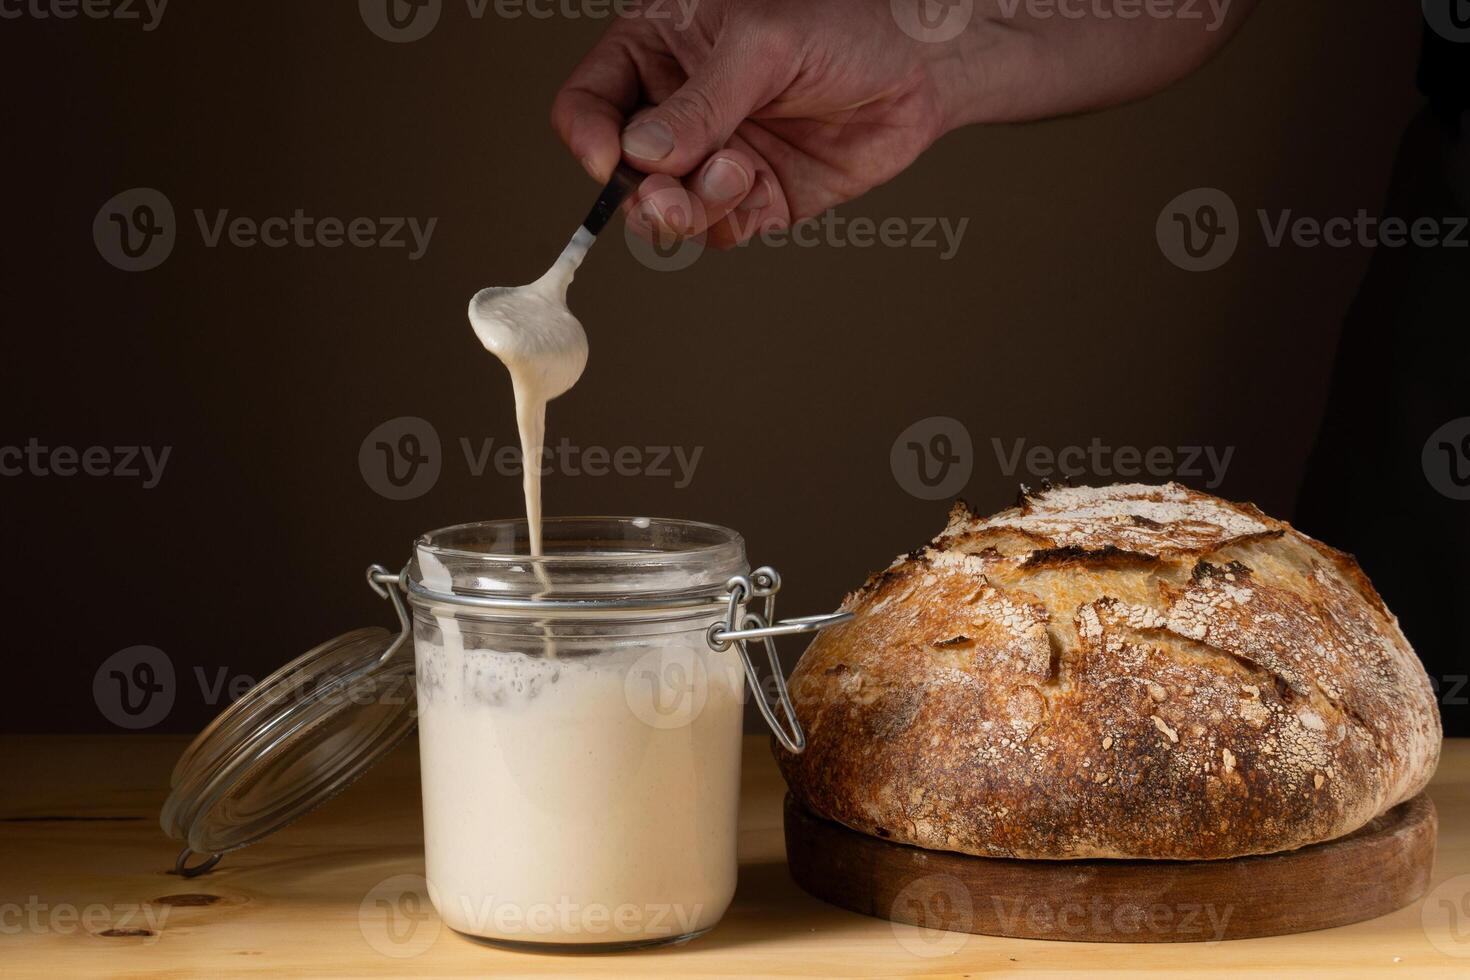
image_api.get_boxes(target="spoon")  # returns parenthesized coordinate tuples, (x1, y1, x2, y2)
(467, 163, 642, 400)
(467, 164, 642, 558)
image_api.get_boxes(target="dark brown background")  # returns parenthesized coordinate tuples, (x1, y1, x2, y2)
(1, 1, 1453, 734)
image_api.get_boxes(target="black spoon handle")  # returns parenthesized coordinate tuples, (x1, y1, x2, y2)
(580, 163, 644, 236)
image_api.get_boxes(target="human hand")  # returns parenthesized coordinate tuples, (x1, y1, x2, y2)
(552, 0, 954, 248)
(552, 0, 1258, 249)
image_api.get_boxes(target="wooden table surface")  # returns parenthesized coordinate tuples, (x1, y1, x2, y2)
(3, 734, 1468, 978)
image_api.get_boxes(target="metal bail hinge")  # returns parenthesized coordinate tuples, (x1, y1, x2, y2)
(706, 566, 852, 755)
(366, 564, 412, 666)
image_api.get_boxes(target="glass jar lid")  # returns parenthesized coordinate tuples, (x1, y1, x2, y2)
(159, 568, 417, 876)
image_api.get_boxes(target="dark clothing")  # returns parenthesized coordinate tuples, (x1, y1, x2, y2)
(1296, 29, 1470, 735)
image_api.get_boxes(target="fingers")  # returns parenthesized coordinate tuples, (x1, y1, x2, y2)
(704, 129, 791, 249)
(551, 35, 641, 182)
(627, 146, 752, 236)
(625, 135, 792, 250)
(707, 169, 790, 249)
(618, 37, 781, 178)
(624, 173, 694, 244)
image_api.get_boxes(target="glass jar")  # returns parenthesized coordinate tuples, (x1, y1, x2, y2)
(409, 516, 750, 949)
(161, 514, 845, 952)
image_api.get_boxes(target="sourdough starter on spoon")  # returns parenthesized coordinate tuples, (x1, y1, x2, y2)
(468, 227, 593, 558)
(467, 166, 640, 558)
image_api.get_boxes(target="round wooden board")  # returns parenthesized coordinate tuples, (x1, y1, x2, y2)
(784, 792, 1437, 943)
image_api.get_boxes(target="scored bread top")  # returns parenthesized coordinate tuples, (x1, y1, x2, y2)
(776, 483, 1440, 860)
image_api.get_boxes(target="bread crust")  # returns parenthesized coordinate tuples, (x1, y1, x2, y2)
(776, 483, 1441, 860)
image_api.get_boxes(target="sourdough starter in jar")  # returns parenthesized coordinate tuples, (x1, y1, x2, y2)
(410, 522, 748, 948)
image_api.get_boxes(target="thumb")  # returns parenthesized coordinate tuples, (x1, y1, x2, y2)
(620, 44, 771, 177)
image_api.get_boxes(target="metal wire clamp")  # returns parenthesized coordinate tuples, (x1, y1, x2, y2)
(706, 567, 851, 754)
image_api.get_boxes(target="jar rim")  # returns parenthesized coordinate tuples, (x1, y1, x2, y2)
(408, 516, 749, 605)
(415, 515, 742, 563)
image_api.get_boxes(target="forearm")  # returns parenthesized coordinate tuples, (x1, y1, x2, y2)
(927, 0, 1261, 129)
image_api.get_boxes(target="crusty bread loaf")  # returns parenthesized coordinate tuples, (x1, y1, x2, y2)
(777, 483, 1441, 860)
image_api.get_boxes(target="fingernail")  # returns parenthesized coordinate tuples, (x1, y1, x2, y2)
(742, 176, 772, 211)
(636, 198, 666, 230)
(621, 120, 675, 161)
(580, 156, 602, 181)
(701, 158, 750, 202)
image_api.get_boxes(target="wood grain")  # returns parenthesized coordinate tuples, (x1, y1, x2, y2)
(785, 792, 1436, 942)
(1, 734, 1468, 977)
